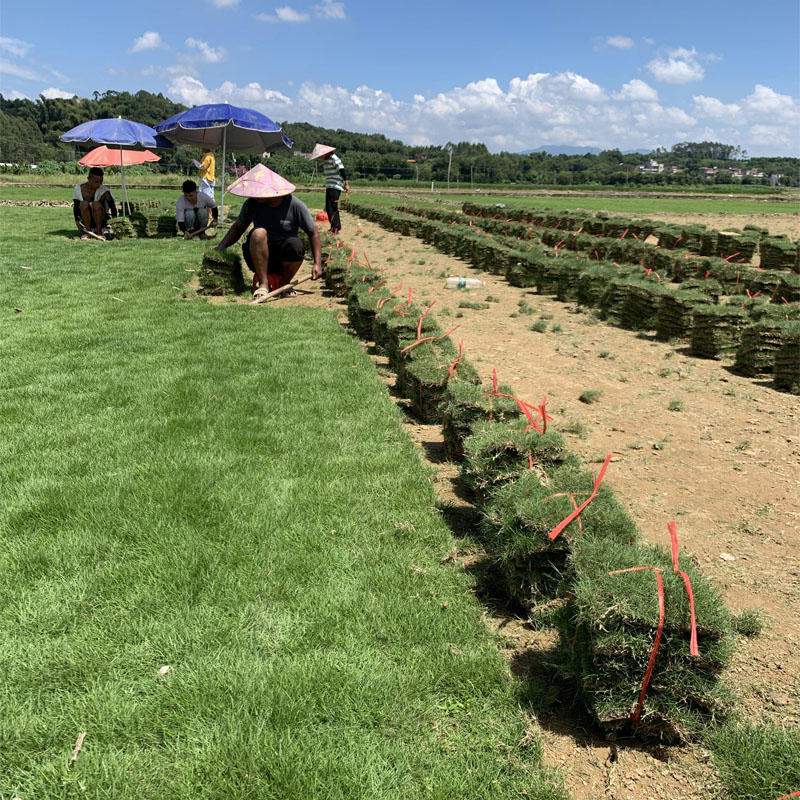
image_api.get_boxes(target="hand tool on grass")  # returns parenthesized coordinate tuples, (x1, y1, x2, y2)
(186, 225, 216, 240)
(250, 275, 313, 305)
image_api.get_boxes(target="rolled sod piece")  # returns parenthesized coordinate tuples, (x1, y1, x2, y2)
(733, 319, 796, 376)
(690, 305, 749, 359)
(462, 422, 579, 503)
(347, 282, 391, 341)
(439, 380, 522, 461)
(774, 322, 800, 393)
(759, 237, 798, 270)
(598, 278, 632, 325)
(402, 343, 480, 423)
(716, 231, 758, 263)
(619, 280, 669, 332)
(107, 217, 137, 239)
(655, 290, 712, 342)
(198, 247, 245, 295)
(561, 536, 735, 741)
(480, 466, 639, 613)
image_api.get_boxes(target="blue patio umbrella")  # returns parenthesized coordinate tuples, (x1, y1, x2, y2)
(61, 117, 174, 214)
(155, 103, 293, 220)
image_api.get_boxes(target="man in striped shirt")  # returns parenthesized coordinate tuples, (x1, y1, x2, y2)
(310, 143, 349, 235)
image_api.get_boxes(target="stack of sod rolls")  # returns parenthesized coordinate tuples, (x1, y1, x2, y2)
(733, 319, 797, 376)
(774, 322, 800, 393)
(198, 248, 245, 295)
(655, 289, 712, 342)
(561, 535, 734, 741)
(480, 465, 638, 614)
(759, 237, 798, 270)
(402, 342, 481, 423)
(461, 422, 578, 503)
(690, 305, 749, 359)
(439, 380, 522, 461)
(107, 216, 137, 239)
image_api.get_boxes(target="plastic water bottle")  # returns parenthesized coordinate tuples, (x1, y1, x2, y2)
(445, 277, 485, 289)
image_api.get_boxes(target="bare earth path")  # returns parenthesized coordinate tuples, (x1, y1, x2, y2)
(225, 207, 799, 799)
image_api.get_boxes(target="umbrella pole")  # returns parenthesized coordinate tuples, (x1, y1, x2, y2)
(119, 148, 130, 215)
(220, 131, 227, 224)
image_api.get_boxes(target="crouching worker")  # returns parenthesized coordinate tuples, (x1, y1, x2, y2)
(73, 167, 117, 240)
(213, 164, 321, 302)
(177, 179, 218, 239)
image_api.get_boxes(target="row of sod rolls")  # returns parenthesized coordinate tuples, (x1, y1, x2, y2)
(328, 230, 738, 741)
(345, 201, 800, 392)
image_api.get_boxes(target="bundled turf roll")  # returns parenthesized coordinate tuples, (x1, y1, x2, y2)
(690, 305, 749, 359)
(347, 281, 392, 341)
(620, 280, 669, 331)
(462, 421, 578, 503)
(774, 322, 800, 393)
(323, 244, 353, 296)
(733, 319, 796, 376)
(402, 343, 480, 423)
(655, 289, 712, 341)
(439, 380, 522, 461)
(561, 536, 735, 741)
(198, 247, 245, 295)
(759, 237, 798, 270)
(107, 217, 137, 239)
(716, 230, 758, 263)
(156, 214, 177, 237)
(481, 465, 639, 614)
(598, 278, 632, 325)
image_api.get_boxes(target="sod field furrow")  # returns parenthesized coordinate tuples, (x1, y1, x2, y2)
(0, 207, 565, 799)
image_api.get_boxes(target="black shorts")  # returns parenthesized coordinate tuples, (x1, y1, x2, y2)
(242, 232, 305, 275)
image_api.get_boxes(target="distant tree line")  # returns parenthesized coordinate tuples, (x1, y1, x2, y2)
(1, 90, 797, 186)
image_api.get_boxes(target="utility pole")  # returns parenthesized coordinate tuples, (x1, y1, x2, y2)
(446, 144, 453, 190)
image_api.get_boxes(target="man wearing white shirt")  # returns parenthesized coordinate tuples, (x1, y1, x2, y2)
(176, 180, 218, 239)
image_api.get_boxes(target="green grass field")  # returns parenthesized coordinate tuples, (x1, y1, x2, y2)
(0, 205, 566, 798)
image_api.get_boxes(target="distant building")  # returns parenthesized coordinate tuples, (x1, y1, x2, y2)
(637, 159, 664, 174)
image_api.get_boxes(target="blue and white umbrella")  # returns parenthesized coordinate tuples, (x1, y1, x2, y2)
(60, 117, 174, 214)
(155, 104, 293, 220)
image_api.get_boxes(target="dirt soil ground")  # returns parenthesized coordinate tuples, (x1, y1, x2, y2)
(210, 207, 799, 800)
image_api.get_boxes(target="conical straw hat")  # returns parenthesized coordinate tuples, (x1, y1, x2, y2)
(309, 143, 336, 160)
(226, 163, 296, 198)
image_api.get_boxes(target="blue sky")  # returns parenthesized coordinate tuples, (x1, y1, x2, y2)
(2, 0, 798, 155)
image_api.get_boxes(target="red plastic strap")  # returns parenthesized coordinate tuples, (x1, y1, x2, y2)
(363, 252, 372, 270)
(594, 250, 600, 260)
(544, 492, 588, 532)
(621, 228, 629, 239)
(631, 232, 639, 240)
(417, 301, 436, 339)
(448, 341, 464, 377)
(668, 521, 699, 656)
(672, 235, 683, 249)
(400, 324, 459, 355)
(724, 252, 741, 263)
(369, 279, 387, 293)
(609, 566, 665, 722)
(377, 283, 403, 310)
(548, 454, 612, 540)
(776, 793, 800, 799)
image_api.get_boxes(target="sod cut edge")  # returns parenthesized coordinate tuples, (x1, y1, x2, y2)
(0, 208, 566, 799)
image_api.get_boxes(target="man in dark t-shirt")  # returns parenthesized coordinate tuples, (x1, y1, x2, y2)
(214, 164, 322, 301)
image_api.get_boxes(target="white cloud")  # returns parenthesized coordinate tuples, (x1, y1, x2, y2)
(131, 31, 165, 53)
(40, 87, 74, 99)
(0, 36, 33, 58)
(606, 35, 634, 50)
(210, 0, 239, 6)
(5, 89, 29, 100)
(314, 0, 346, 18)
(647, 47, 704, 83)
(163, 74, 800, 156)
(185, 38, 226, 63)
(616, 79, 658, 102)
(0, 58, 40, 81)
(693, 95, 740, 118)
(258, 6, 310, 22)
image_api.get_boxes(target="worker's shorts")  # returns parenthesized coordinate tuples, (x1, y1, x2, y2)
(243, 232, 305, 275)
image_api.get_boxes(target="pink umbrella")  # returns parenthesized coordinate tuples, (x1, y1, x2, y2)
(78, 145, 160, 167)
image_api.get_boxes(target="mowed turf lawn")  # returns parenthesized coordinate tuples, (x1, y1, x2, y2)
(0, 206, 566, 799)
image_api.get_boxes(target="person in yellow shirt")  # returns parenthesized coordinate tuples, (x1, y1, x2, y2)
(197, 147, 216, 201)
